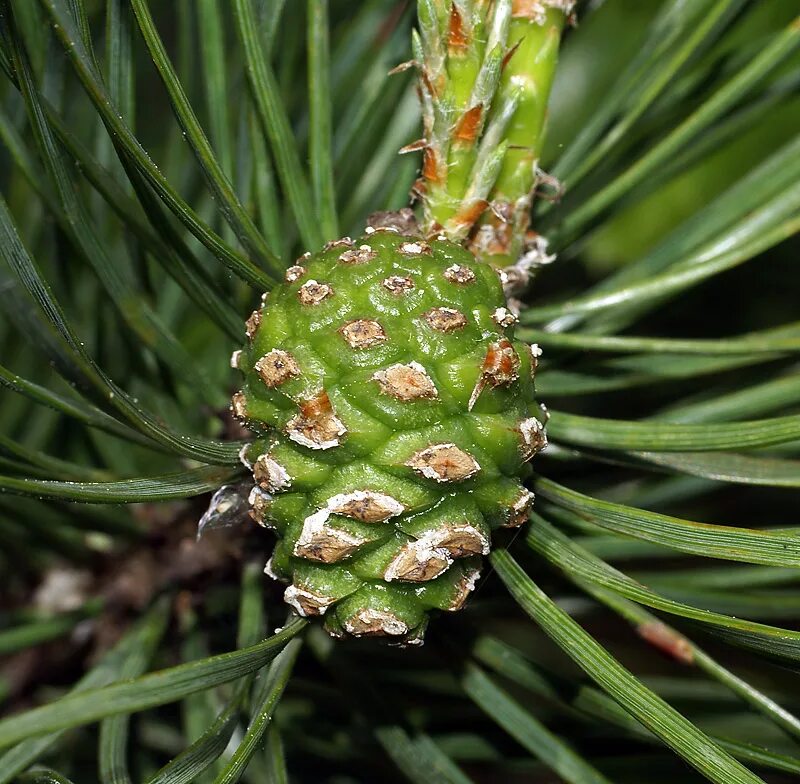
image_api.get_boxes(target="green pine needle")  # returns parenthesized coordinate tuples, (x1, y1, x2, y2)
(0, 1, 799, 782)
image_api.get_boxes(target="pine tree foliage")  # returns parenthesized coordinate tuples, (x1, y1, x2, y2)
(0, 1, 799, 782)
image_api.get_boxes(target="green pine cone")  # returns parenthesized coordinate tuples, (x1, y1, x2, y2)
(232, 225, 546, 644)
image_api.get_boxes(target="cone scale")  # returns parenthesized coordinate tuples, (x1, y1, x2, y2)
(232, 224, 546, 643)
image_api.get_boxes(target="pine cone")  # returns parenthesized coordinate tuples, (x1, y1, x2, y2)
(232, 229, 546, 643)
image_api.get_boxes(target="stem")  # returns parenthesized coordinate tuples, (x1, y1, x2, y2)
(414, 0, 570, 267)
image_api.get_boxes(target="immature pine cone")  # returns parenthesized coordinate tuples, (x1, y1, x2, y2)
(232, 229, 546, 644)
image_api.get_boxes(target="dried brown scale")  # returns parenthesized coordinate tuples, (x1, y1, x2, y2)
(338, 246, 378, 265)
(447, 570, 482, 611)
(453, 105, 483, 146)
(230, 391, 248, 419)
(327, 491, 405, 523)
(286, 391, 346, 450)
(506, 489, 536, 528)
(423, 146, 441, 184)
(245, 309, 261, 339)
(469, 339, 521, 410)
(406, 443, 481, 483)
(518, 416, 548, 459)
(388, 60, 417, 76)
(417, 67, 439, 101)
(323, 237, 354, 251)
(423, 307, 467, 332)
(294, 523, 365, 563)
(385, 544, 451, 583)
(481, 339, 520, 386)
(284, 265, 307, 282)
(298, 280, 333, 306)
(492, 307, 518, 327)
(443, 264, 476, 284)
(284, 584, 335, 617)
(248, 486, 273, 525)
(447, 3, 468, 52)
(525, 342, 543, 378)
(451, 199, 490, 234)
(469, 222, 512, 260)
(372, 362, 438, 401)
(501, 38, 522, 70)
(411, 177, 427, 202)
(344, 609, 408, 637)
(398, 139, 427, 155)
(253, 454, 291, 493)
(399, 240, 432, 256)
(382, 275, 416, 295)
(430, 525, 489, 557)
(255, 349, 300, 388)
(339, 319, 387, 349)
